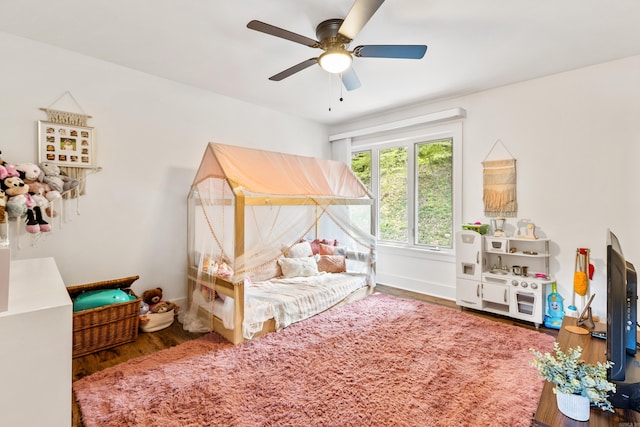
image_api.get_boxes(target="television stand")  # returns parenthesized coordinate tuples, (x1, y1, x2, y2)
(533, 317, 640, 426)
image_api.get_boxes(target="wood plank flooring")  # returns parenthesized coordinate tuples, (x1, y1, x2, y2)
(72, 286, 557, 426)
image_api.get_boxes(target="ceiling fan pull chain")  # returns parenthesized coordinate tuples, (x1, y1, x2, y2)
(328, 73, 334, 112)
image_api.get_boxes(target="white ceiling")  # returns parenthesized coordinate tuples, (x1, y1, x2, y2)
(1, 0, 640, 126)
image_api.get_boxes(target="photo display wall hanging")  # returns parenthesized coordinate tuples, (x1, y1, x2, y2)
(39, 91, 101, 197)
(38, 121, 95, 168)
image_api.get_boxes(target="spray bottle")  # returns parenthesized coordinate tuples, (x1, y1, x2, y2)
(543, 281, 565, 329)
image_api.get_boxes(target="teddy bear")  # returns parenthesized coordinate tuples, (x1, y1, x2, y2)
(141, 287, 177, 313)
(39, 162, 79, 194)
(142, 287, 164, 306)
(150, 301, 177, 313)
(0, 176, 50, 233)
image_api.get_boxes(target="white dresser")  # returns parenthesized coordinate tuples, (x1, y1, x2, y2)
(0, 257, 72, 427)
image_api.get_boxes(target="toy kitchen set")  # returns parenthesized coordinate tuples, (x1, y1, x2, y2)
(455, 218, 553, 327)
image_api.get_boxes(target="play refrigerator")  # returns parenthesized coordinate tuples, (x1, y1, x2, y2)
(455, 231, 483, 309)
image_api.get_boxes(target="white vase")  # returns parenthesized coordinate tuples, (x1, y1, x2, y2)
(556, 392, 591, 421)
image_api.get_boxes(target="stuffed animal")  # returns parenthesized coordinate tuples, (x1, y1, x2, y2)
(150, 301, 177, 313)
(2, 176, 31, 219)
(139, 287, 177, 332)
(141, 287, 177, 313)
(142, 287, 164, 306)
(139, 300, 150, 315)
(0, 150, 19, 180)
(15, 162, 59, 217)
(39, 162, 79, 193)
(0, 176, 50, 233)
(15, 162, 41, 184)
(16, 162, 51, 196)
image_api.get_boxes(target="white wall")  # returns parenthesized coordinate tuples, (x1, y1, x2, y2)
(3, 30, 639, 320)
(0, 32, 329, 301)
(330, 55, 640, 319)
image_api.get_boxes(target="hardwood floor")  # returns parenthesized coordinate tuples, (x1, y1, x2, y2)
(72, 285, 557, 426)
(72, 321, 205, 426)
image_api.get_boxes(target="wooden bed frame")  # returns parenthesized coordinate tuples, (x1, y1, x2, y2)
(187, 144, 376, 345)
(187, 265, 375, 344)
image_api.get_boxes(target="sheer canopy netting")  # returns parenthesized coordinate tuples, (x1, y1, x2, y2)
(181, 143, 375, 334)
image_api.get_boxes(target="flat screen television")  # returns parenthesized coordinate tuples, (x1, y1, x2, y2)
(606, 229, 640, 410)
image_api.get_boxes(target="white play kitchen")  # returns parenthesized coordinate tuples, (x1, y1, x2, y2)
(455, 221, 553, 327)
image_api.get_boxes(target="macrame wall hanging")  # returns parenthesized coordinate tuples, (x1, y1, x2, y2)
(2, 92, 104, 249)
(39, 91, 101, 199)
(482, 139, 517, 217)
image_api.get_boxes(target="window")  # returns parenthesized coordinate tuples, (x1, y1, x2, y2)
(415, 139, 452, 247)
(350, 122, 461, 250)
(379, 146, 408, 242)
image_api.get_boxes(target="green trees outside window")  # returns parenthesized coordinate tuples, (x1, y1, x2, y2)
(351, 138, 453, 248)
(416, 140, 452, 247)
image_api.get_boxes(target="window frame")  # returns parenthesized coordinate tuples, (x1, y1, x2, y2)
(350, 121, 462, 254)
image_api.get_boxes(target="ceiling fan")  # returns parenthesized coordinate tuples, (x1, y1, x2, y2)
(247, 0, 427, 91)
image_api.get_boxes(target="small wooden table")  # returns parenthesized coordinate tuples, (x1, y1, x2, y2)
(532, 317, 640, 426)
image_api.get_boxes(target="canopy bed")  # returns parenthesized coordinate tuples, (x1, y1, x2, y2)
(180, 143, 376, 344)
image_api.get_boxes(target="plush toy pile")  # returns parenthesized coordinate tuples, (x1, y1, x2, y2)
(139, 287, 177, 332)
(0, 149, 79, 235)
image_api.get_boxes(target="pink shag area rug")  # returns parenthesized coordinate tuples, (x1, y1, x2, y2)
(74, 294, 555, 427)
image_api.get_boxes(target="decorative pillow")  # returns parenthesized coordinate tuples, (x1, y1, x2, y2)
(309, 238, 338, 254)
(278, 257, 319, 277)
(308, 239, 321, 255)
(249, 258, 283, 282)
(316, 255, 346, 273)
(319, 243, 338, 255)
(286, 241, 314, 258)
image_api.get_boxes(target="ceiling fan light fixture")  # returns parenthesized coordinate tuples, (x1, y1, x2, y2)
(319, 49, 352, 74)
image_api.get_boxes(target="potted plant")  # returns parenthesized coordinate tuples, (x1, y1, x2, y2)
(531, 343, 616, 421)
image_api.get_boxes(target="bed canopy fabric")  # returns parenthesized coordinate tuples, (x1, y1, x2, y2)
(192, 143, 371, 198)
(182, 143, 376, 337)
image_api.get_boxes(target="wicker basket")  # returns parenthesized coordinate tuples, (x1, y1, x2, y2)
(68, 275, 141, 358)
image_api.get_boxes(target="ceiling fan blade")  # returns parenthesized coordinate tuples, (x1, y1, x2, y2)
(341, 67, 362, 91)
(353, 45, 427, 59)
(247, 20, 320, 48)
(269, 58, 318, 81)
(338, 0, 385, 41)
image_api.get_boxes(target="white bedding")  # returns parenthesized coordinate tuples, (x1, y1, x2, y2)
(211, 272, 368, 339)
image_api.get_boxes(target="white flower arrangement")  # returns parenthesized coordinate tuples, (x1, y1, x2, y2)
(531, 343, 617, 412)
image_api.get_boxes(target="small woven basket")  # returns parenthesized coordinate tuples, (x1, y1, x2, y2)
(67, 275, 140, 358)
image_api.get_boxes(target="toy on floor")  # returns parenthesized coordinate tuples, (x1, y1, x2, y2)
(544, 281, 565, 329)
(73, 288, 135, 312)
(139, 287, 177, 332)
